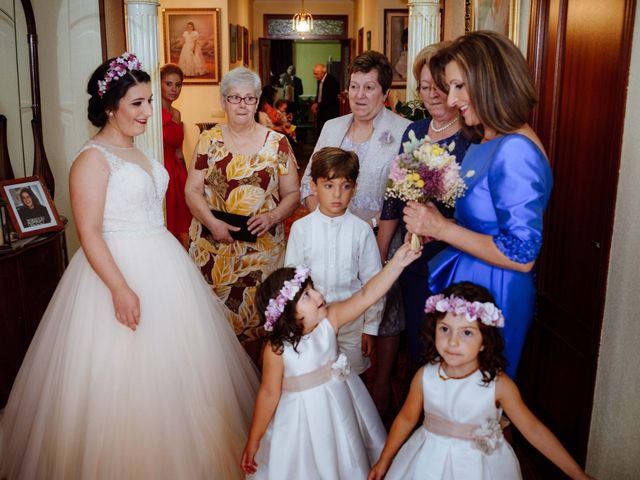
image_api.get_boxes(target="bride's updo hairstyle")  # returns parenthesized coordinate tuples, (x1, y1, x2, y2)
(87, 52, 151, 128)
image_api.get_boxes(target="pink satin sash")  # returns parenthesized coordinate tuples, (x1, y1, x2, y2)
(282, 360, 334, 392)
(423, 413, 479, 440)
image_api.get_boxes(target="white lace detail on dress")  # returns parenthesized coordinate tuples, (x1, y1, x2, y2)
(78, 143, 169, 234)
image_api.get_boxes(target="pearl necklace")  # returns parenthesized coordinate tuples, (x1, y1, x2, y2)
(437, 362, 478, 381)
(430, 117, 459, 133)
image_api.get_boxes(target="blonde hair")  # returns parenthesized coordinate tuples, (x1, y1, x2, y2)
(412, 41, 451, 89)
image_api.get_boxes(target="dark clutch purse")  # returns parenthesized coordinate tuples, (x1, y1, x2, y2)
(210, 210, 257, 243)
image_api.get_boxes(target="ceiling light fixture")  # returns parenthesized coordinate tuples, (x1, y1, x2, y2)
(293, 0, 313, 33)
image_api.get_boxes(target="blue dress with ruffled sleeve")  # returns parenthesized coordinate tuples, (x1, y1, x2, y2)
(429, 134, 553, 378)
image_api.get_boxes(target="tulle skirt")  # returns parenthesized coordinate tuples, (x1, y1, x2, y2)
(0, 228, 259, 479)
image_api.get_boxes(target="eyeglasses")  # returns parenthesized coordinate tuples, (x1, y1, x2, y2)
(226, 95, 258, 105)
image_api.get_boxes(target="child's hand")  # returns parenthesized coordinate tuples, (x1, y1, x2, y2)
(240, 440, 260, 475)
(368, 461, 389, 480)
(361, 333, 376, 357)
(389, 241, 422, 267)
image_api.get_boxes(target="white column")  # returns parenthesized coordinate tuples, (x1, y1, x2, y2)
(406, 0, 442, 101)
(125, 0, 162, 163)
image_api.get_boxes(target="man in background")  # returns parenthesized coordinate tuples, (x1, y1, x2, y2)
(311, 63, 340, 135)
(279, 65, 304, 120)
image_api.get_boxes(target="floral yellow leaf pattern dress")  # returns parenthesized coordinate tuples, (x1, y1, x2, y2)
(189, 126, 296, 342)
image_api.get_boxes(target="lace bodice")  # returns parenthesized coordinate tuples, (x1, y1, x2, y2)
(78, 142, 169, 234)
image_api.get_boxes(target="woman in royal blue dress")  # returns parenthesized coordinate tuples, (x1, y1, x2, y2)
(403, 31, 553, 378)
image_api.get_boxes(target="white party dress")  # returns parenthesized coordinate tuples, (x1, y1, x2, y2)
(250, 318, 386, 479)
(0, 142, 259, 480)
(385, 363, 522, 480)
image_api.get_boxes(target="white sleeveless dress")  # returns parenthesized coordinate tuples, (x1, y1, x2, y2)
(250, 318, 386, 479)
(0, 143, 259, 480)
(385, 363, 522, 479)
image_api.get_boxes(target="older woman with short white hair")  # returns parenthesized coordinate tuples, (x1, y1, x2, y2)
(186, 67, 300, 363)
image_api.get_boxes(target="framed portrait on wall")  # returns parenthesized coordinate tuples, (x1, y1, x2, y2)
(162, 8, 221, 84)
(465, 0, 521, 46)
(230, 23, 237, 63)
(383, 9, 409, 87)
(242, 27, 249, 67)
(237, 25, 243, 61)
(0, 176, 63, 238)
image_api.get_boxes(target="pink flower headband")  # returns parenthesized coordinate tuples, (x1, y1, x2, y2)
(424, 294, 505, 327)
(97, 52, 143, 98)
(264, 265, 311, 331)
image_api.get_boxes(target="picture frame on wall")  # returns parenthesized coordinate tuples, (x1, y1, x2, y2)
(383, 9, 409, 87)
(366, 31, 372, 51)
(0, 176, 63, 238)
(230, 23, 237, 63)
(465, 0, 520, 46)
(242, 27, 249, 67)
(237, 25, 243, 61)
(358, 27, 364, 55)
(162, 8, 221, 84)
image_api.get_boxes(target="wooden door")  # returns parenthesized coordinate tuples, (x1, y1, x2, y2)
(258, 38, 271, 89)
(516, 0, 637, 476)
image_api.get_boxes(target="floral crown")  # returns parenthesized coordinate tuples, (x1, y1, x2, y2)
(424, 294, 505, 327)
(264, 265, 311, 331)
(97, 52, 143, 98)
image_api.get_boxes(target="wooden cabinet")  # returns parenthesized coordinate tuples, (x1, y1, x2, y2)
(0, 229, 67, 407)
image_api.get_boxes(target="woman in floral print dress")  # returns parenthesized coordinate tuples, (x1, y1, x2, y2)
(186, 67, 300, 363)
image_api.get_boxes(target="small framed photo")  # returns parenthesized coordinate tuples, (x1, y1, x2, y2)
(162, 8, 222, 84)
(0, 176, 63, 238)
(465, 0, 521, 46)
(384, 9, 409, 87)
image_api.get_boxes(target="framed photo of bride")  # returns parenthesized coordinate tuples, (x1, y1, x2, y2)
(162, 8, 222, 84)
(0, 176, 63, 238)
(384, 9, 409, 87)
(465, 0, 521, 46)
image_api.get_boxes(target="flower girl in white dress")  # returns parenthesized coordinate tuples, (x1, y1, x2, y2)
(0, 53, 258, 480)
(368, 282, 594, 480)
(240, 242, 421, 479)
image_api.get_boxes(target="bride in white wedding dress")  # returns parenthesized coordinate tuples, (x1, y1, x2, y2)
(0, 53, 259, 480)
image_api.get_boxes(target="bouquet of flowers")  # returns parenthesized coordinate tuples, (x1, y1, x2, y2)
(385, 130, 467, 250)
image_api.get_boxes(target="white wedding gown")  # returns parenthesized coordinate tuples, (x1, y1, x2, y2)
(0, 142, 259, 480)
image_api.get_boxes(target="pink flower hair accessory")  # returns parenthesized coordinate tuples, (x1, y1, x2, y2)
(424, 294, 505, 327)
(264, 265, 311, 331)
(97, 52, 143, 98)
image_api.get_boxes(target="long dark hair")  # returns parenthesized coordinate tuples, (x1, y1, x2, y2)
(87, 56, 151, 127)
(422, 282, 507, 384)
(18, 187, 42, 208)
(255, 267, 313, 354)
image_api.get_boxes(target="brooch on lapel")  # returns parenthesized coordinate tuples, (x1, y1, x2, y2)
(379, 130, 394, 145)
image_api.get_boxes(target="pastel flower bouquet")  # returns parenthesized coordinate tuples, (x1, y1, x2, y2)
(385, 130, 467, 250)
